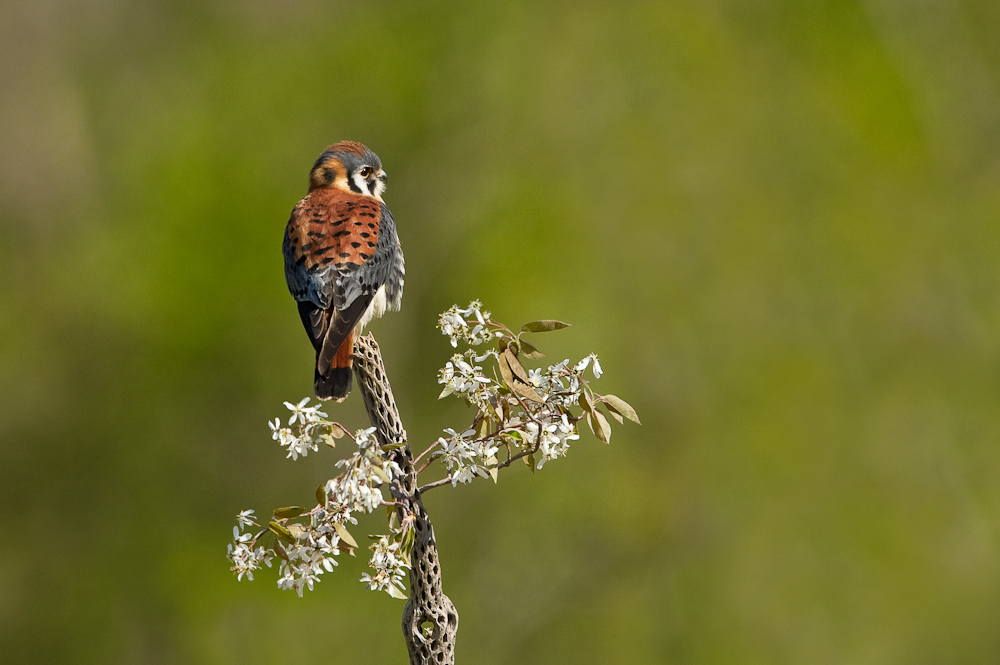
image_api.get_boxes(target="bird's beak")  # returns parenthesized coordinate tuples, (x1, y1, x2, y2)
(377, 171, 388, 182)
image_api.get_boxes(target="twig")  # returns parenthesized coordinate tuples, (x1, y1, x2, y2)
(413, 439, 442, 474)
(497, 446, 535, 470)
(417, 477, 453, 494)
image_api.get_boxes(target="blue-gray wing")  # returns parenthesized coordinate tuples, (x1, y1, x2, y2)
(282, 191, 402, 360)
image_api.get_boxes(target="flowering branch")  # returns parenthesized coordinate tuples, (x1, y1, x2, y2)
(226, 301, 639, 663)
(431, 301, 639, 484)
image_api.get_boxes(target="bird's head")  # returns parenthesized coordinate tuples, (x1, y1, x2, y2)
(308, 141, 387, 200)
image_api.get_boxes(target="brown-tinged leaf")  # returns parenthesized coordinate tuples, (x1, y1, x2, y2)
(503, 348, 530, 383)
(333, 522, 359, 549)
(525, 453, 536, 473)
(521, 320, 571, 333)
(273, 540, 289, 561)
(273, 506, 307, 519)
(519, 338, 544, 358)
(578, 386, 596, 413)
(608, 409, 624, 425)
(603, 394, 641, 424)
(268, 521, 296, 545)
(585, 409, 596, 437)
(329, 422, 348, 439)
(316, 485, 327, 507)
(438, 383, 456, 399)
(593, 408, 612, 444)
(503, 349, 544, 402)
(498, 350, 515, 388)
(286, 523, 307, 539)
(511, 379, 544, 404)
(476, 416, 491, 439)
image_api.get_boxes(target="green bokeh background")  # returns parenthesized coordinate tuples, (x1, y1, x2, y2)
(2, 1, 999, 662)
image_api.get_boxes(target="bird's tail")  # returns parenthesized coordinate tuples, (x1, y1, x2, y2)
(315, 331, 354, 401)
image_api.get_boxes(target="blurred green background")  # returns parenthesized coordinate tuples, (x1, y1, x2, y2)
(2, 0, 999, 662)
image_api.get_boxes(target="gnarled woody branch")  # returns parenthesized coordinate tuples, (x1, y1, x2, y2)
(352, 334, 458, 665)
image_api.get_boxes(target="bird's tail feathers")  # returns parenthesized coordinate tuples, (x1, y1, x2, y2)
(315, 366, 352, 401)
(314, 330, 355, 401)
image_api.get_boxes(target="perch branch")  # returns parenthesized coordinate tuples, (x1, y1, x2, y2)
(353, 334, 459, 665)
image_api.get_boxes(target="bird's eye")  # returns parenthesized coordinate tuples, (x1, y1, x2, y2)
(359, 166, 373, 178)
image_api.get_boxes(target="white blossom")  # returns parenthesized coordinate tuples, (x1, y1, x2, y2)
(227, 536, 274, 582)
(438, 351, 498, 410)
(361, 534, 409, 596)
(235, 509, 257, 531)
(536, 414, 579, 468)
(437, 301, 496, 347)
(284, 397, 328, 425)
(268, 400, 343, 460)
(574, 353, 603, 379)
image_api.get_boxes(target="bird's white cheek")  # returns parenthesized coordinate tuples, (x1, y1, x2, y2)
(352, 173, 370, 196)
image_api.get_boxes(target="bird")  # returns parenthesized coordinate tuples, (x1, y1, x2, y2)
(282, 141, 404, 400)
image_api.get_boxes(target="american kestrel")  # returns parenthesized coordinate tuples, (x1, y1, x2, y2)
(282, 141, 404, 400)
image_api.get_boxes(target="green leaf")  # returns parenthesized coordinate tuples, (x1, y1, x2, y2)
(333, 522, 359, 549)
(400, 524, 416, 558)
(371, 465, 390, 483)
(268, 521, 297, 545)
(603, 394, 641, 424)
(521, 320, 571, 333)
(273, 506, 307, 519)
(316, 485, 327, 507)
(593, 408, 612, 444)
(519, 338, 544, 358)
